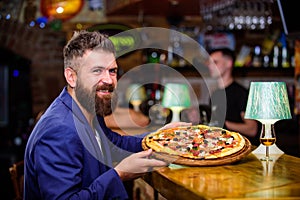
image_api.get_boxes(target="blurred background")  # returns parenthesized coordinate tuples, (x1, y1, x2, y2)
(0, 0, 299, 199)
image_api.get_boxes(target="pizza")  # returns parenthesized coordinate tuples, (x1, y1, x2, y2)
(144, 124, 246, 160)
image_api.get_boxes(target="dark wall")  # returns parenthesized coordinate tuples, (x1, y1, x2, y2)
(0, 48, 32, 199)
(0, 19, 66, 199)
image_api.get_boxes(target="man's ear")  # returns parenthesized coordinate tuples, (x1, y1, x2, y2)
(227, 59, 234, 69)
(64, 67, 77, 88)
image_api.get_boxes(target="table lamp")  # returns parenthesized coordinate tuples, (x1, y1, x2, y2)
(244, 81, 292, 160)
(125, 84, 147, 112)
(162, 83, 191, 122)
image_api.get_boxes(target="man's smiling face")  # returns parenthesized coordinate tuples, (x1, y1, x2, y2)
(74, 49, 119, 116)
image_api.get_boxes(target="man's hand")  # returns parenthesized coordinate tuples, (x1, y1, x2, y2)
(114, 149, 168, 181)
(158, 121, 192, 131)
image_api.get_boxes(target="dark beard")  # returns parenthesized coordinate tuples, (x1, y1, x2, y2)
(95, 89, 118, 116)
(75, 82, 118, 117)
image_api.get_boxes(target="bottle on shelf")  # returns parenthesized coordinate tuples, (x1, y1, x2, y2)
(262, 54, 270, 68)
(252, 45, 262, 67)
(147, 50, 160, 63)
(261, 29, 280, 56)
(235, 45, 252, 67)
(271, 42, 280, 68)
(281, 46, 290, 68)
(279, 33, 291, 68)
(148, 84, 170, 125)
(260, 30, 280, 68)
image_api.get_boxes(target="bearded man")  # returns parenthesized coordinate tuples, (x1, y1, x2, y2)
(24, 30, 188, 200)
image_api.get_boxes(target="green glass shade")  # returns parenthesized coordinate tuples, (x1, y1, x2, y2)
(245, 82, 292, 120)
(162, 83, 191, 109)
(125, 84, 146, 101)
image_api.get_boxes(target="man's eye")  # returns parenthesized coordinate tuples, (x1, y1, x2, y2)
(109, 68, 118, 74)
(93, 69, 104, 73)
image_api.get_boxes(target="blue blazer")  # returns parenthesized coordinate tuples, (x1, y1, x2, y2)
(24, 87, 145, 200)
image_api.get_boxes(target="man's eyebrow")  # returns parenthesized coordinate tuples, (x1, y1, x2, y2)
(91, 65, 118, 71)
(110, 66, 118, 70)
(92, 65, 106, 70)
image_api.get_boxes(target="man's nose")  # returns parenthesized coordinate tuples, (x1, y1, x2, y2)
(100, 70, 113, 84)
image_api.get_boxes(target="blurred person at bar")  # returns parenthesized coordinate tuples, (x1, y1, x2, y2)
(207, 47, 258, 143)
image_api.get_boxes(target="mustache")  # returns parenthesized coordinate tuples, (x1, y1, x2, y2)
(96, 84, 115, 92)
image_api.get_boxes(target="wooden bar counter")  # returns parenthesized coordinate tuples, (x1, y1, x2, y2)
(143, 153, 300, 199)
(111, 126, 300, 199)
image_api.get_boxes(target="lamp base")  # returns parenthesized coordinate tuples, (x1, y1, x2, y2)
(170, 107, 184, 123)
(253, 153, 283, 176)
(252, 144, 284, 155)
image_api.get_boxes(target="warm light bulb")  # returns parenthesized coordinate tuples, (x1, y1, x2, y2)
(40, 0, 84, 21)
(56, 7, 64, 14)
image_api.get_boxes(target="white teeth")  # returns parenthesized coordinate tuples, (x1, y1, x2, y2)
(99, 90, 109, 92)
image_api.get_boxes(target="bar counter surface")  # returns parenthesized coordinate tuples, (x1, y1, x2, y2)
(111, 127, 300, 199)
(143, 152, 300, 200)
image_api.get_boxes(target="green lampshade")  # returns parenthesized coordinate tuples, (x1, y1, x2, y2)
(162, 83, 191, 109)
(245, 82, 292, 120)
(125, 84, 146, 102)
